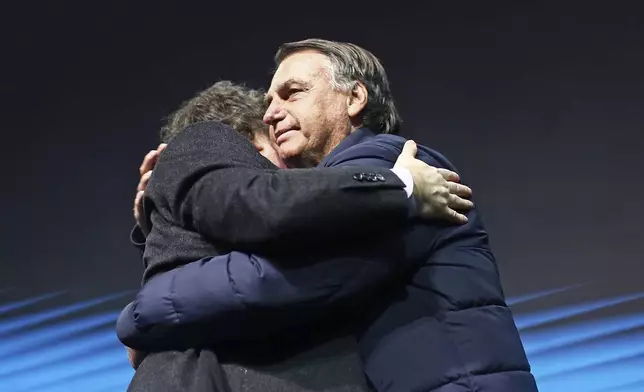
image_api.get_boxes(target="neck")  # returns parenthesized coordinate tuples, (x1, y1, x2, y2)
(287, 125, 360, 168)
(284, 154, 319, 168)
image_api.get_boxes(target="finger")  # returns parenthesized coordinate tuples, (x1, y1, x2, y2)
(139, 151, 157, 176)
(134, 190, 144, 209)
(447, 182, 472, 197)
(126, 347, 136, 368)
(134, 351, 148, 369)
(157, 143, 168, 153)
(137, 171, 153, 192)
(400, 140, 418, 158)
(447, 193, 474, 211)
(139, 150, 159, 175)
(133, 191, 144, 221)
(437, 168, 460, 182)
(444, 208, 469, 224)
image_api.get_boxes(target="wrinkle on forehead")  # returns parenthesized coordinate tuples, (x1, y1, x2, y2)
(269, 51, 331, 92)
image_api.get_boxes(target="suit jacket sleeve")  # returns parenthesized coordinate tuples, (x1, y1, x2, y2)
(130, 226, 146, 255)
(116, 141, 421, 351)
(145, 121, 411, 252)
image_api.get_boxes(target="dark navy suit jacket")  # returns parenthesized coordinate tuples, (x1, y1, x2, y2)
(117, 128, 538, 392)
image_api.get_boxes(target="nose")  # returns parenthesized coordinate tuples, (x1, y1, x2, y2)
(263, 101, 286, 125)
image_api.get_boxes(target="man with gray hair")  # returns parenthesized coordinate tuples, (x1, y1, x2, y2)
(121, 39, 538, 391)
(263, 38, 537, 391)
(120, 77, 475, 392)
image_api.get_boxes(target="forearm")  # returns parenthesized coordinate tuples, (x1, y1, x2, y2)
(117, 254, 244, 350)
(182, 166, 411, 251)
(116, 249, 402, 351)
(154, 122, 412, 251)
(130, 225, 146, 255)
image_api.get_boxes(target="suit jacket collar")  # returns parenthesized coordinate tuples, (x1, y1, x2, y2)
(319, 128, 376, 167)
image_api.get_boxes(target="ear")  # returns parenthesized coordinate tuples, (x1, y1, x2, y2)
(346, 81, 368, 121)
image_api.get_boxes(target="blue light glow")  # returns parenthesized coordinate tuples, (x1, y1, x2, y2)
(0, 286, 641, 391)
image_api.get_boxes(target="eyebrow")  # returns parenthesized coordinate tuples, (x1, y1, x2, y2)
(264, 78, 308, 105)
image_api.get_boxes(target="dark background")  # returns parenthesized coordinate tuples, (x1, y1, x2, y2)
(1, 2, 643, 391)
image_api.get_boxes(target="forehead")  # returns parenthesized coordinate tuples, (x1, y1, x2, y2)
(269, 50, 329, 91)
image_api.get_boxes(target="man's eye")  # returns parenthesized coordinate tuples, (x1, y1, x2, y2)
(287, 89, 302, 99)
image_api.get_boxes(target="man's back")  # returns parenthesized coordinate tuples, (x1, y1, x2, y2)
(141, 121, 277, 283)
(128, 122, 536, 391)
(321, 129, 537, 392)
(132, 121, 415, 391)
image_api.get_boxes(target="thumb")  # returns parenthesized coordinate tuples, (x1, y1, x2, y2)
(400, 140, 418, 158)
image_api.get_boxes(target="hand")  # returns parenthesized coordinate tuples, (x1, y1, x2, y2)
(126, 346, 148, 369)
(394, 140, 473, 224)
(134, 143, 167, 235)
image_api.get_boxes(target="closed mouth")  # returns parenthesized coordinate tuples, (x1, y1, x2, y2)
(275, 128, 300, 141)
(275, 129, 293, 138)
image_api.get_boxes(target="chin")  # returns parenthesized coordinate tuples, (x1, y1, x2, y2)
(279, 140, 305, 160)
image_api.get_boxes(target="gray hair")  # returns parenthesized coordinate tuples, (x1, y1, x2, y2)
(275, 38, 402, 135)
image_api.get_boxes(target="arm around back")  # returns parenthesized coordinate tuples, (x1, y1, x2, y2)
(145, 121, 412, 251)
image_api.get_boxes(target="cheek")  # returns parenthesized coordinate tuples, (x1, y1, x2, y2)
(276, 132, 308, 160)
(289, 101, 321, 133)
(282, 132, 308, 150)
(259, 149, 286, 168)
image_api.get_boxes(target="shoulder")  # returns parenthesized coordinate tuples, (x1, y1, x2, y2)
(166, 121, 250, 154)
(351, 134, 459, 171)
(327, 134, 407, 166)
(147, 121, 273, 201)
(157, 121, 270, 171)
(370, 134, 407, 153)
